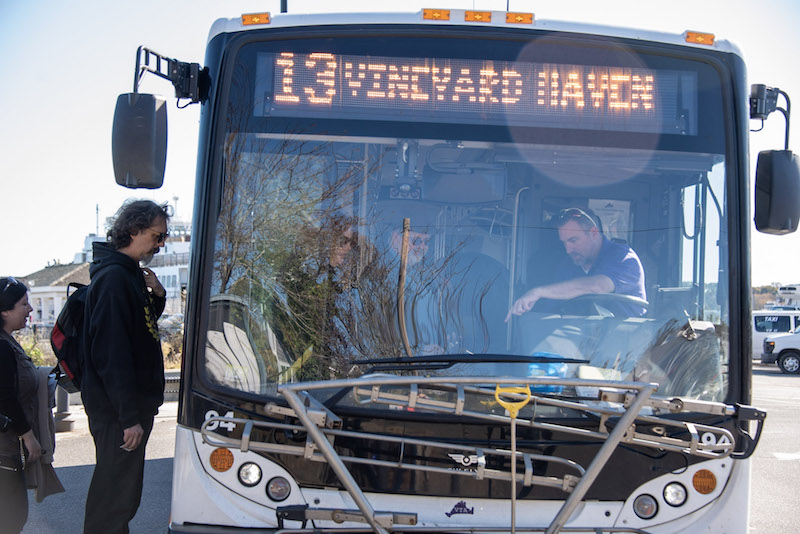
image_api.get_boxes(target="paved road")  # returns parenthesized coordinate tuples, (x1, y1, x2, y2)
(21, 366, 800, 533)
(23, 402, 177, 534)
(749, 363, 800, 533)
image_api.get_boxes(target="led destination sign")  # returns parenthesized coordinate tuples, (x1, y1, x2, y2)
(256, 52, 697, 135)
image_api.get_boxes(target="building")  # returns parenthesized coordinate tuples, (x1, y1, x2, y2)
(22, 216, 192, 328)
(21, 263, 90, 328)
(72, 234, 105, 264)
(777, 285, 800, 308)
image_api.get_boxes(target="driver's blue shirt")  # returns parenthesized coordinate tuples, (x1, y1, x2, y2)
(587, 237, 646, 316)
(541, 236, 646, 316)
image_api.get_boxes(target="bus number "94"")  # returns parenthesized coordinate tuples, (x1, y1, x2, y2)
(701, 432, 732, 448)
(204, 410, 236, 432)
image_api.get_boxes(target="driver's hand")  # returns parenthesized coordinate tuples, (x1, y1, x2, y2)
(505, 289, 540, 322)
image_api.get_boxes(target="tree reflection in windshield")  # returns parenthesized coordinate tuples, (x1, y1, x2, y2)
(204, 131, 729, 404)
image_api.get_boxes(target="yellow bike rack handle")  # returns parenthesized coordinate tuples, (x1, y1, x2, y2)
(495, 385, 532, 418)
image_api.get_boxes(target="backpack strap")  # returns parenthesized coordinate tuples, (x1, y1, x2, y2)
(66, 282, 86, 298)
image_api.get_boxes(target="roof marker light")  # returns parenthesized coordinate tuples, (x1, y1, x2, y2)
(242, 13, 271, 26)
(465, 11, 492, 22)
(423, 9, 450, 20)
(506, 12, 534, 24)
(685, 31, 715, 45)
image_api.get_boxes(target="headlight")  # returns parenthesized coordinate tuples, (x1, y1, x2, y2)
(632, 494, 658, 519)
(238, 462, 262, 487)
(663, 482, 688, 507)
(266, 476, 292, 501)
(765, 341, 775, 353)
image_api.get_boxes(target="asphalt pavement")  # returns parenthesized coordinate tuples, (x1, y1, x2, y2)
(748, 363, 800, 534)
(22, 401, 178, 534)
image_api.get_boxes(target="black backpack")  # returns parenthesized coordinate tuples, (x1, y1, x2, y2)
(50, 282, 88, 393)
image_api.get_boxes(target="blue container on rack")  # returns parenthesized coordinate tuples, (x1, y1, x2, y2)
(528, 352, 568, 393)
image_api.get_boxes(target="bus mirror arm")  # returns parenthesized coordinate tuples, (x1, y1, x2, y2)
(730, 403, 767, 459)
(111, 47, 210, 190)
(133, 46, 208, 104)
(750, 84, 790, 149)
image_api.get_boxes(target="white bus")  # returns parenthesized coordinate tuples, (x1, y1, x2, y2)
(112, 9, 800, 534)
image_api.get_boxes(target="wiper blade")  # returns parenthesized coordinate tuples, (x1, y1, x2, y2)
(321, 354, 591, 407)
(355, 353, 589, 372)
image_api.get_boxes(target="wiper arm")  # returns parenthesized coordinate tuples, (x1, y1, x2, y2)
(322, 354, 589, 407)
(355, 353, 590, 372)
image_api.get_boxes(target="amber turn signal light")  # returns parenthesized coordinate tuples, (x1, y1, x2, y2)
(210, 447, 234, 472)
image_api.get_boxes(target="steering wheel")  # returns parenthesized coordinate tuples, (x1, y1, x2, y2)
(557, 293, 649, 317)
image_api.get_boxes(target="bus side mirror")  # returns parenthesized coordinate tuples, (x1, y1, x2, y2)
(112, 93, 167, 189)
(754, 150, 800, 234)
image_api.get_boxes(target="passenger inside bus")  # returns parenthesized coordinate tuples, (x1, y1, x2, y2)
(352, 201, 510, 356)
(507, 207, 647, 320)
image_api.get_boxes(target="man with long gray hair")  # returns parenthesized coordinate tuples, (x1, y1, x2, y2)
(81, 199, 170, 534)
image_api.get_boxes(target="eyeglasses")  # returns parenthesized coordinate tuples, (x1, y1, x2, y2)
(555, 208, 598, 229)
(144, 228, 170, 243)
(1, 276, 18, 295)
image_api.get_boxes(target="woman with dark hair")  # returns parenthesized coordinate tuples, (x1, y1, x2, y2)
(0, 276, 42, 534)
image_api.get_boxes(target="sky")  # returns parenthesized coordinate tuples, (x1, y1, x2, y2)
(1, 0, 799, 286)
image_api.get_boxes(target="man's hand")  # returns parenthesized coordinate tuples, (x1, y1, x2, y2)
(142, 268, 166, 298)
(121, 423, 144, 451)
(506, 288, 541, 322)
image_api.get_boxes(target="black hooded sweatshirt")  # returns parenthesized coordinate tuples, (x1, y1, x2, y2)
(81, 242, 165, 429)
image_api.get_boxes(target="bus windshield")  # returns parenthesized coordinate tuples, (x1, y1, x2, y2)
(203, 34, 729, 406)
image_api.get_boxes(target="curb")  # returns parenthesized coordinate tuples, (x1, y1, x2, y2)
(55, 401, 180, 434)
(55, 371, 181, 433)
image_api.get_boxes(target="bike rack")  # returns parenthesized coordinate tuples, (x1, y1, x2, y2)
(202, 375, 745, 534)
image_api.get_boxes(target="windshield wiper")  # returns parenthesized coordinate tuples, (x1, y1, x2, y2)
(354, 353, 589, 372)
(319, 354, 589, 408)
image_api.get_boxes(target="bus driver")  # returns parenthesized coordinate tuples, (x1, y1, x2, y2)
(506, 208, 646, 320)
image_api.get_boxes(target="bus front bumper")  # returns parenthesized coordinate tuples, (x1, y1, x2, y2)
(170, 524, 277, 533)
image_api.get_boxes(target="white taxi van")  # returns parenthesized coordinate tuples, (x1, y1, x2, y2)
(752, 309, 800, 359)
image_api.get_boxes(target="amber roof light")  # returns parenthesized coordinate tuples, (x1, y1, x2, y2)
(685, 31, 715, 45)
(423, 9, 450, 20)
(242, 13, 271, 26)
(506, 12, 534, 24)
(465, 11, 492, 22)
